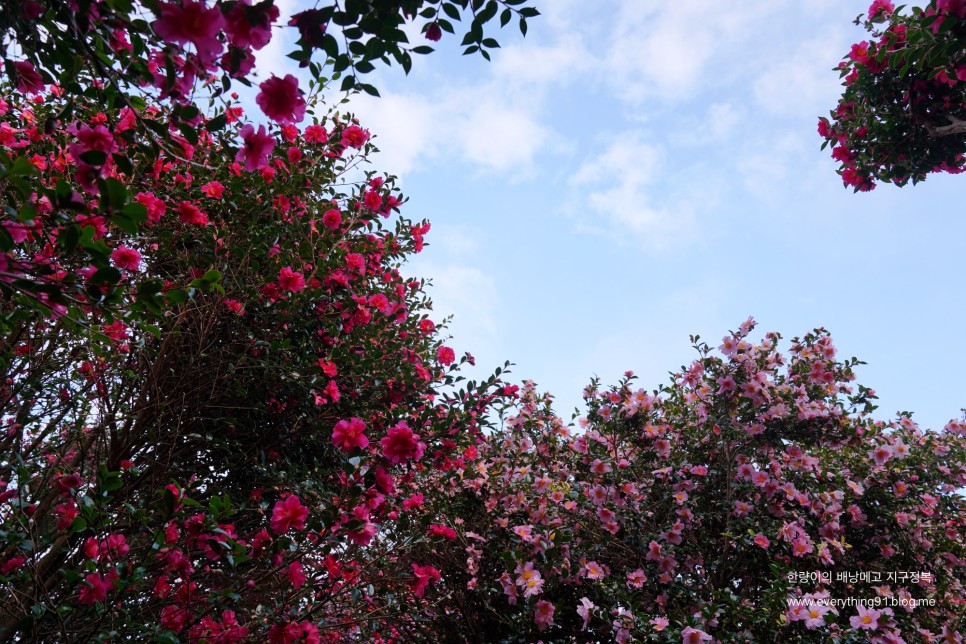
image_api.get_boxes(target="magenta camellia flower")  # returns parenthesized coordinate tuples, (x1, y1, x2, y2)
(332, 417, 368, 452)
(236, 124, 275, 171)
(380, 422, 426, 465)
(110, 245, 141, 271)
(437, 345, 455, 366)
(340, 124, 370, 149)
(152, 0, 225, 67)
(177, 200, 209, 226)
(13, 61, 44, 94)
(77, 573, 113, 606)
(68, 123, 116, 164)
(256, 74, 306, 124)
(321, 208, 342, 230)
(270, 495, 308, 534)
(411, 563, 441, 598)
(867, 0, 895, 20)
(224, 0, 279, 50)
(277, 266, 305, 292)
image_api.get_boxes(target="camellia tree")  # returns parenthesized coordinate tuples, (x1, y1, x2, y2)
(0, 0, 536, 641)
(412, 321, 966, 642)
(0, 70, 531, 641)
(820, 0, 966, 190)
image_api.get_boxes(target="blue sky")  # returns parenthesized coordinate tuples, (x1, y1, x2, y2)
(259, 0, 964, 430)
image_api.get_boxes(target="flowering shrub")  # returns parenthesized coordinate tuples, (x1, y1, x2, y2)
(415, 321, 965, 641)
(820, 1, 966, 190)
(0, 56, 527, 644)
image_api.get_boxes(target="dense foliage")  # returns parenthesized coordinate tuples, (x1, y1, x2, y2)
(415, 322, 966, 641)
(820, 0, 966, 190)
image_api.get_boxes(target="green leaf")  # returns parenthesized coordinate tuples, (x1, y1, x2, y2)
(79, 149, 109, 166)
(500, 8, 512, 27)
(204, 113, 228, 132)
(442, 3, 461, 21)
(90, 267, 122, 286)
(122, 202, 148, 225)
(113, 152, 134, 176)
(176, 122, 199, 147)
(100, 177, 128, 212)
(165, 289, 188, 305)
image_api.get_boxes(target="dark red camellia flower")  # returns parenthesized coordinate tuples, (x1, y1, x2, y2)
(425, 22, 442, 42)
(288, 9, 328, 48)
(13, 61, 44, 94)
(256, 74, 306, 124)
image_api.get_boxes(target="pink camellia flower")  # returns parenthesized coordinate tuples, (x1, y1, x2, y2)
(533, 600, 555, 631)
(754, 533, 770, 549)
(577, 597, 596, 631)
(270, 495, 309, 534)
(152, 0, 225, 67)
(871, 444, 893, 466)
(201, 181, 224, 199)
(681, 626, 713, 643)
(437, 346, 455, 366)
(626, 569, 647, 588)
(850, 604, 882, 630)
(13, 61, 44, 94)
(340, 124, 370, 149)
(224, 0, 279, 50)
(111, 245, 141, 271)
(380, 422, 426, 465)
(583, 561, 606, 580)
(256, 75, 306, 124)
(332, 417, 368, 452)
(236, 124, 275, 171)
(277, 266, 305, 292)
(411, 563, 440, 598)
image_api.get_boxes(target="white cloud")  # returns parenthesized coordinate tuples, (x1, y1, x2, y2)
(753, 30, 852, 118)
(405, 258, 501, 355)
(602, 0, 775, 103)
(569, 135, 695, 248)
(348, 92, 438, 178)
